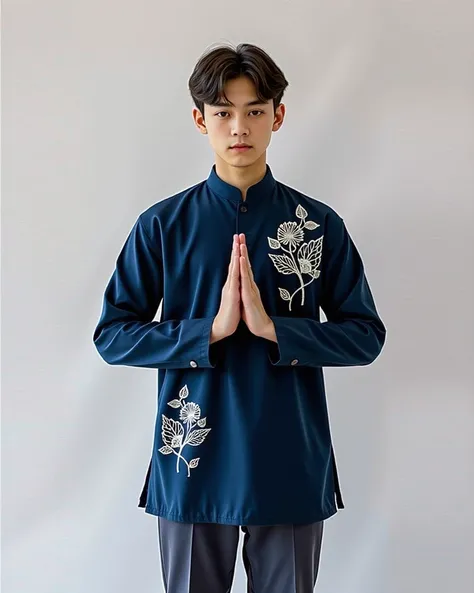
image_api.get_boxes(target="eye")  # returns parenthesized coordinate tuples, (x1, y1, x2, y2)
(249, 110, 264, 116)
(215, 112, 229, 118)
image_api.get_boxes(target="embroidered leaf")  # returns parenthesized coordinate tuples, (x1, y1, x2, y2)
(179, 385, 189, 400)
(159, 445, 173, 455)
(267, 237, 281, 249)
(168, 399, 182, 408)
(279, 288, 291, 301)
(162, 415, 184, 447)
(296, 205, 308, 220)
(189, 458, 200, 469)
(304, 220, 319, 230)
(197, 417, 207, 428)
(298, 237, 323, 271)
(186, 428, 211, 447)
(306, 237, 323, 267)
(171, 435, 183, 448)
(268, 254, 298, 275)
(308, 236, 323, 252)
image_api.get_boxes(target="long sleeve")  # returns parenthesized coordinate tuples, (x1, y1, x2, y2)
(268, 213, 386, 368)
(93, 215, 217, 369)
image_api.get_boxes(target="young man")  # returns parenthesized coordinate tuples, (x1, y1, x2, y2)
(93, 43, 386, 593)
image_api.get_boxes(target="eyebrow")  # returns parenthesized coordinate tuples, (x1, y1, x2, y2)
(210, 100, 269, 108)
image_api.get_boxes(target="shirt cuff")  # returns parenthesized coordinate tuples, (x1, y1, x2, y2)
(267, 317, 303, 367)
(195, 317, 218, 369)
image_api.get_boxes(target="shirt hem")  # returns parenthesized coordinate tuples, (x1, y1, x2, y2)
(143, 504, 339, 525)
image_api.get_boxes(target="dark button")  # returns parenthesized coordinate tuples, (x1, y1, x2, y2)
(240, 205, 248, 213)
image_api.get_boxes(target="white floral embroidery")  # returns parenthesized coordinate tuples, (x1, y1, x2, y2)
(268, 204, 323, 311)
(159, 385, 211, 477)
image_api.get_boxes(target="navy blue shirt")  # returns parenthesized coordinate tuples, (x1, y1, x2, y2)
(93, 164, 386, 525)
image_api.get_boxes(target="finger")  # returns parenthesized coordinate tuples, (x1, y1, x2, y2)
(230, 235, 239, 265)
(239, 234, 251, 268)
(232, 247, 240, 280)
(245, 246, 255, 280)
(240, 254, 251, 295)
(230, 238, 240, 285)
(227, 237, 236, 280)
(229, 235, 237, 258)
(225, 239, 237, 290)
(240, 243, 255, 282)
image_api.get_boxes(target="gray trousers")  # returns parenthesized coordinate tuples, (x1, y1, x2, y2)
(157, 517, 324, 593)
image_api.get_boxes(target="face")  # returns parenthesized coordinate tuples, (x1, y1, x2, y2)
(193, 76, 285, 169)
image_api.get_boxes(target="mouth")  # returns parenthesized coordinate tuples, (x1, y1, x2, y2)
(230, 145, 252, 152)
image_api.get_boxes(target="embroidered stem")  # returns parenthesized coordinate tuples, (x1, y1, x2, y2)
(171, 448, 190, 476)
(177, 420, 192, 473)
(294, 221, 307, 305)
(183, 419, 197, 447)
(280, 243, 305, 311)
(289, 277, 315, 309)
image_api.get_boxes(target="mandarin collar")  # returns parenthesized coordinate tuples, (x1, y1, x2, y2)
(206, 164, 277, 205)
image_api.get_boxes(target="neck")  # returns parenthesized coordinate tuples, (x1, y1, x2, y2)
(214, 153, 267, 201)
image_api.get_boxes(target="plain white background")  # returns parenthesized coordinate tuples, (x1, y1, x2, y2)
(2, 1, 474, 592)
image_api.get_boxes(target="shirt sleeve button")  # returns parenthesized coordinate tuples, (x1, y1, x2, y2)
(291, 359, 299, 366)
(190, 360, 198, 368)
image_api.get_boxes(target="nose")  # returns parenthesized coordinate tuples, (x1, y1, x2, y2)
(231, 114, 249, 137)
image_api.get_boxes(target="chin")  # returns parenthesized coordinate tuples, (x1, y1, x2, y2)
(227, 150, 261, 164)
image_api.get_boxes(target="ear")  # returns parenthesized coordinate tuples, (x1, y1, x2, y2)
(192, 108, 208, 135)
(272, 103, 286, 132)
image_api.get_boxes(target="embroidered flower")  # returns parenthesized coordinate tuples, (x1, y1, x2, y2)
(277, 222, 304, 247)
(180, 402, 201, 425)
(268, 204, 324, 311)
(299, 258, 312, 274)
(159, 385, 211, 477)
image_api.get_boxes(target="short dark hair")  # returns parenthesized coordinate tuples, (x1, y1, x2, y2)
(188, 42, 289, 118)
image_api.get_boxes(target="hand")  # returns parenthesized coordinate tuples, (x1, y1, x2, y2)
(239, 234, 277, 341)
(210, 234, 241, 343)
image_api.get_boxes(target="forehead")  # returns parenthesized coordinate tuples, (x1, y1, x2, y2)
(224, 76, 258, 97)
(210, 76, 270, 108)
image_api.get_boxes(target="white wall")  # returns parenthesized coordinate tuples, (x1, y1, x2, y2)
(3, 1, 473, 592)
